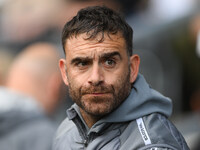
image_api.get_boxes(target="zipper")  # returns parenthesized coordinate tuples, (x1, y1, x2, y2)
(72, 115, 89, 148)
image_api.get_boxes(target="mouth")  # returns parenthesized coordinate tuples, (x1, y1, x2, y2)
(84, 93, 111, 96)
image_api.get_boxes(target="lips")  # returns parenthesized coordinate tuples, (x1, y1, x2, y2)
(81, 88, 112, 97)
(81, 86, 113, 95)
(86, 93, 110, 95)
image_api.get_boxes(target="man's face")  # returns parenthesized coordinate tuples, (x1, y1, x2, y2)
(60, 33, 139, 117)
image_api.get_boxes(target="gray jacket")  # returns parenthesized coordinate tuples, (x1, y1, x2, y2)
(0, 87, 56, 150)
(53, 74, 189, 150)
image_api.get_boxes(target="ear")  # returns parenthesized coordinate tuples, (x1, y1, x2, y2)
(59, 59, 69, 86)
(129, 54, 140, 83)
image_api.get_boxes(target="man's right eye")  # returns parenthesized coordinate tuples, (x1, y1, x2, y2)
(75, 61, 90, 69)
(77, 62, 87, 66)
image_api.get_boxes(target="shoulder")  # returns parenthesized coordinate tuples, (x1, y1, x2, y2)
(120, 113, 189, 150)
(139, 113, 189, 150)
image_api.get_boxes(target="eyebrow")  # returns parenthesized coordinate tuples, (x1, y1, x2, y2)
(70, 56, 91, 65)
(100, 51, 122, 60)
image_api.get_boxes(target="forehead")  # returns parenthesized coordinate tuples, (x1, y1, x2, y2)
(64, 32, 126, 56)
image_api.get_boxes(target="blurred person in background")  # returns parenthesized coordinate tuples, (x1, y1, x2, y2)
(0, 42, 65, 150)
(6, 42, 63, 115)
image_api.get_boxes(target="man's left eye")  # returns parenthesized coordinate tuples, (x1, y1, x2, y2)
(104, 59, 116, 67)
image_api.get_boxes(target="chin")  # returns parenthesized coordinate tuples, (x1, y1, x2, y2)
(84, 103, 113, 117)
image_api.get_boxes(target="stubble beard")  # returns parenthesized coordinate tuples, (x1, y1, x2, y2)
(67, 70, 131, 118)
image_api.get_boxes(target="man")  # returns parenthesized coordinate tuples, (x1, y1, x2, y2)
(54, 6, 189, 150)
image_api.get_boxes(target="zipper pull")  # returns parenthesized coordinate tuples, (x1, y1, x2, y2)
(83, 139, 88, 147)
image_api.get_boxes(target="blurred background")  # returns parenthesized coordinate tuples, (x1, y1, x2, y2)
(0, 0, 200, 149)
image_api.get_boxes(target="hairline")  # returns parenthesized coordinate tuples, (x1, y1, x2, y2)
(62, 31, 131, 57)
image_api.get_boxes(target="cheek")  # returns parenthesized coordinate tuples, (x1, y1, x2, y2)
(105, 67, 130, 85)
(67, 70, 87, 88)
(105, 74, 117, 85)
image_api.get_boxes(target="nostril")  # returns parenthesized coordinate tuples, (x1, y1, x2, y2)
(89, 80, 103, 86)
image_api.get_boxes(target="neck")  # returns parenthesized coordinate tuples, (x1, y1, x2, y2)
(80, 108, 101, 128)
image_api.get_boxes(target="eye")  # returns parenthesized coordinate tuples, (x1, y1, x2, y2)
(104, 59, 116, 68)
(75, 60, 90, 69)
(77, 61, 88, 67)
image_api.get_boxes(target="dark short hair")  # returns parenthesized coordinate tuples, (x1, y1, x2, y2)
(62, 5, 133, 56)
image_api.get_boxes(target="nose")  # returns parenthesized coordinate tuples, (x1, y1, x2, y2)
(88, 63, 104, 86)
